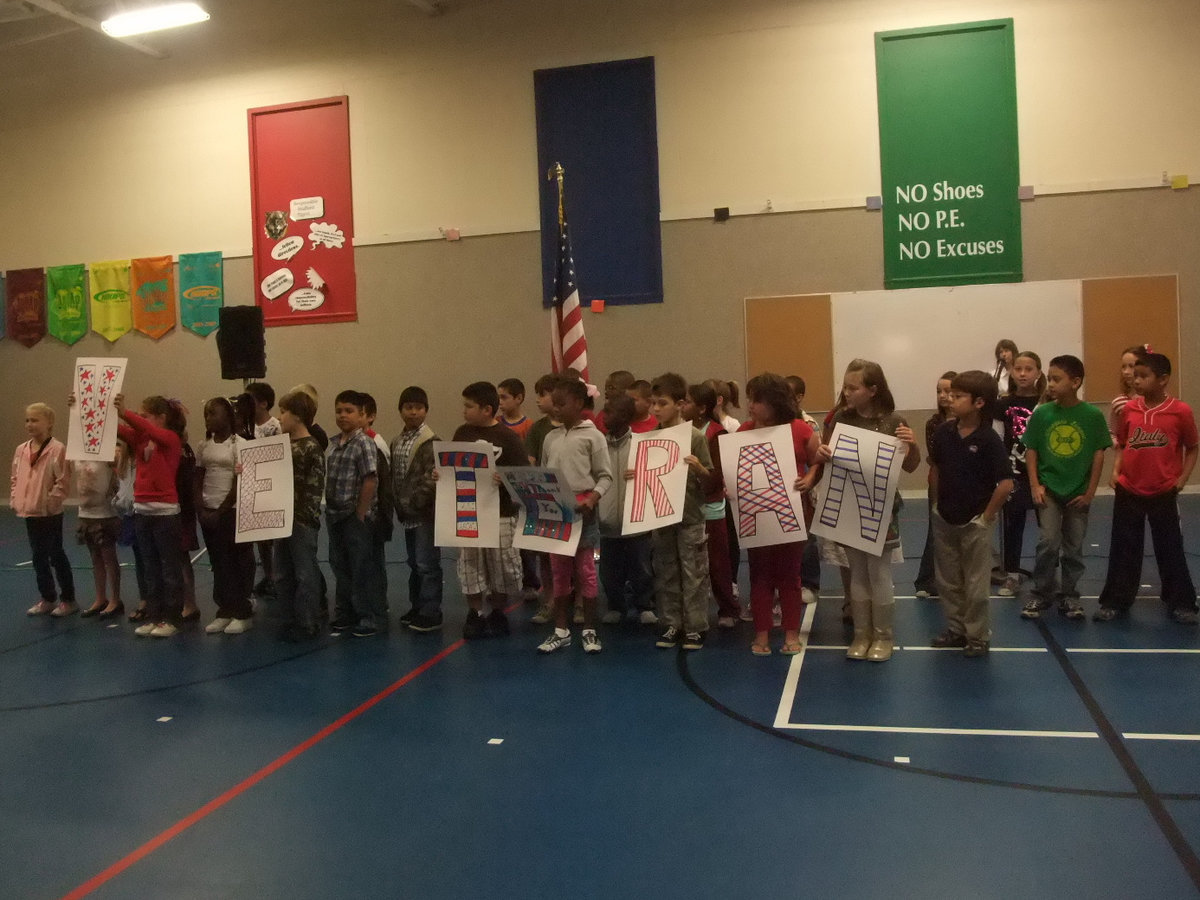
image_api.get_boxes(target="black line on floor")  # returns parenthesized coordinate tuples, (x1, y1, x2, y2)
(676, 649, 1200, 802)
(1035, 618, 1200, 893)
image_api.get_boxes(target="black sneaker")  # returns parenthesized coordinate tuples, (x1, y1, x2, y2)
(398, 608, 418, 628)
(655, 626, 680, 648)
(1058, 599, 1085, 620)
(254, 577, 277, 599)
(1093, 606, 1128, 622)
(963, 639, 990, 658)
(408, 612, 444, 633)
(330, 617, 356, 633)
(931, 630, 967, 648)
(351, 622, 379, 638)
(682, 630, 705, 651)
(486, 609, 511, 637)
(1171, 607, 1199, 625)
(463, 610, 486, 640)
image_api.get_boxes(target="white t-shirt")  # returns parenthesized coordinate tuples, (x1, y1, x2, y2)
(197, 435, 238, 509)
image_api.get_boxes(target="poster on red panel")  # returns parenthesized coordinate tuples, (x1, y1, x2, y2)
(248, 96, 356, 326)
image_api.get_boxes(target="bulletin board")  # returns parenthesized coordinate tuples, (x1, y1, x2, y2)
(248, 95, 357, 326)
(745, 275, 1179, 410)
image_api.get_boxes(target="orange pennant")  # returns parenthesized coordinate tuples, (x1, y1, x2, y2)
(130, 255, 176, 340)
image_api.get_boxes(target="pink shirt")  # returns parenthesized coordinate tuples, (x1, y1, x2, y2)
(10, 437, 71, 518)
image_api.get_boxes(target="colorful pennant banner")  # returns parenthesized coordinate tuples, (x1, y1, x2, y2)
(5, 267, 47, 347)
(179, 251, 223, 336)
(46, 263, 88, 345)
(89, 259, 133, 343)
(131, 255, 176, 339)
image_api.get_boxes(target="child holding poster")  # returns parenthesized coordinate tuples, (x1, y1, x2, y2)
(535, 376, 613, 654)
(12, 403, 76, 617)
(815, 360, 920, 662)
(647, 373, 714, 651)
(737, 375, 818, 655)
(276, 389, 327, 641)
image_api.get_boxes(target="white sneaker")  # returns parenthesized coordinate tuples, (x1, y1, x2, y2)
(801, 587, 818, 605)
(581, 630, 602, 653)
(224, 618, 253, 634)
(51, 601, 79, 618)
(601, 610, 622, 625)
(530, 605, 554, 625)
(717, 616, 737, 629)
(134, 622, 156, 636)
(731, 583, 740, 601)
(915, 589, 931, 599)
(537, 630, 571, 653)
(150, 622, 178, 638)
(999, 575, 1019, 597)
(26, 600, 54, 616)
(739, 606, 754, 622)
(638, 609, 659, 625)
(206, 617, 232, 634)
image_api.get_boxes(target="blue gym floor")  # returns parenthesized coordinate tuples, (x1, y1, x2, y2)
(4, 496, 1200, 898)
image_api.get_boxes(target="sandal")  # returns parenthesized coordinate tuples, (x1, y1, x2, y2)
(751, 643, 772, 656)
(128, 607, 149, 623)
(781, 641, 804, 655)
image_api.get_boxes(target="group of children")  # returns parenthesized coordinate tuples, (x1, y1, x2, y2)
(11, 345, 1199, 658)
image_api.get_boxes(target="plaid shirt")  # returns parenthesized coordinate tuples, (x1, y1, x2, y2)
(324, 428, 378, 523)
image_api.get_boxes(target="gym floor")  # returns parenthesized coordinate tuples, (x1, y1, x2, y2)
(4, 495, 1200, 899)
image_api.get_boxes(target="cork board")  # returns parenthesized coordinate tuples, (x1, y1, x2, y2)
(1082, 275, 1180, 395)
(744, 293, 835, 410)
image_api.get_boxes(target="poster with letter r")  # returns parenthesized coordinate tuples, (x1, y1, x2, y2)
(810, 423, 904, 556)
(718, 424, 807, 549)
(621, 421, 692, 536)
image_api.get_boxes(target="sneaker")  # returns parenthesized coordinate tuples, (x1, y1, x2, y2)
(134, 622, 157, 637)
(253, 577, 276, 598)
(329, 617, 356, 633)
(1058, 599, 1085, 620)
(738, 606, 754, 623)
(601, 610, 623, 625)
(772, 604, 782, 627)
(581, 630, 602, 653)
(150, 622, 179, 638)
(530, 604, 554, 625)
(352, 622, 379, 637)
(931, 629, 967, 648)
(50, 601, 79, 618)
(717, 616, 737, 629)
(655, 626, 680, 648)
(682, 631, 705, 651)
(398, 608, 418, 627)
(998, 575, 1019, 597)
(408, 612, 444, 633)
(463, 609, 487, 640)
(26, 600, 54, 616)
(914, 587, 932, 599)
(1019, 599, 1044, 620)
(224, 618, 253, 634)
(731, 583, 740, 601)
(1093, 606, 1128, 622)
(206, 617, 233, 634)
(638, 609, 659, 625)
(486, 609, 510, 637)
(1171, 607, 1200, 625)
(537, 630, 571, 653)
(801, 587, 818, 605)
(963, 638, 990, 658)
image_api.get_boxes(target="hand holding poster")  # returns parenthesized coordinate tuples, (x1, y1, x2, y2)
(621, 421, 692, 536)
(434, 441, 501, 548)
(499, 467, 582, 557)
(809, 423, 904, 556)
(67, 357, 127, 462)
(235, 434, 294, 543)
(718, 424, 807, 548)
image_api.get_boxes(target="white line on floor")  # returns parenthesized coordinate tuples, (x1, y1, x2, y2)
(775, 722, 1099, 739)
(772, 602, 818, 729)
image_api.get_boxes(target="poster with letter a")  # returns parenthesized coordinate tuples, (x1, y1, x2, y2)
(809, 424, 904, 556)
(621, 421, 691, 535)
(718, 425, 806, 549)
(248, 96, 356, 326)
(500, 467, 582, 557)
(235, 435, 294, 543)
(433, 441, 501, 548)
(67, 357, 128, 462)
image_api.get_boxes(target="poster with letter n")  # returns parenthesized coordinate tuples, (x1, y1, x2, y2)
(876, 19, 1022, 289)
(248, 96, 356, 326)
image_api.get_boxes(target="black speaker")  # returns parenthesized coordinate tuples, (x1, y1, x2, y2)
(216, 306, 266, 380)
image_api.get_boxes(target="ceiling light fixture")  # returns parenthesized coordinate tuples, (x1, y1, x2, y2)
(100, 2, 210, 38)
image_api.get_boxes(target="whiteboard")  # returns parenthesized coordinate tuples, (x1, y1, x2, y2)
(829, 280, 1083, 409)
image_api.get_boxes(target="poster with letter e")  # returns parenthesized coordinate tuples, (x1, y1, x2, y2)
(718, 425, 807, 549)
(809, 424, 904, 557)
(500, 467, 582, 557)
(235, 435, 294, 543)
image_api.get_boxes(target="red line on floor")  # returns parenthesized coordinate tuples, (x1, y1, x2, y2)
(60, 638, 466, 900)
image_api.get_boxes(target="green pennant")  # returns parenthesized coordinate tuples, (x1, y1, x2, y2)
(46, 264, 88, 345)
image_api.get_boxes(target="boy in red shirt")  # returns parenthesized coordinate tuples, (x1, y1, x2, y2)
(1095, 352, 1199, 624)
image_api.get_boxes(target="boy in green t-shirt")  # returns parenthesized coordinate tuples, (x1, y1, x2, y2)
(1020, 355, 1111, 620)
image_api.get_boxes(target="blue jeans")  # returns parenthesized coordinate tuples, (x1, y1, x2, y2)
(598, 534, 654, 615)
(134, 513, 183, 623)
(1031, 492, 1089, 602)
(404, 521, 443, 616)
(328, 514, 376, 627)
(25, 514, 75, 603)
(275, 521, 322, 630)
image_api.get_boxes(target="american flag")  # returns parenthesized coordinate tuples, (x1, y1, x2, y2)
(549, 220, 589, 382)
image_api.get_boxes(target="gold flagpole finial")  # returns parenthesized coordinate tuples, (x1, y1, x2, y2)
(547, 162, 565, 226)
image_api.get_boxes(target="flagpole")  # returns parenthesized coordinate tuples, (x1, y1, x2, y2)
(548, 162, 565, 227)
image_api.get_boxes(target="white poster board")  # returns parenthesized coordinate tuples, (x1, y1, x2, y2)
(67, 357, 127, 461)
(810, 424, 904, 556)
(718, 424, 807, 548)
(434, 441, 501, 548)
(500, 467, 582, 557)
(621, 421, 692, 536)
(235, 434, 294, 543)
